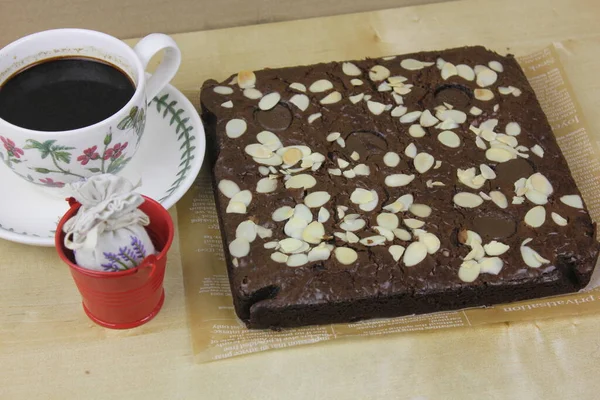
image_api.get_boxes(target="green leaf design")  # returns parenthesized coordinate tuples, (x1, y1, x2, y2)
(117, 116, 134, 130)
(34, 168, 51, 174)
(87, 167, 101, 173)
(106, 156, 132, 174)
(129, 106, 139, 119)
(53, 151, 72, 164)
(11, 159, 21, 164)
(104, 133, 113, 146)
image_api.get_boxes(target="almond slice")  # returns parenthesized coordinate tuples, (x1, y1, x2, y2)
(403, 242, 428, 267)
(307, 244, 332, 262)
(272, 206, 294, 221)
(476, 68, 498, 87)
(551, 212, 568, 226)
(456, 64, 475, 81)
(257, 131, 283, 151)
(453, 192, 484, 208)
(520, 239, 550, 268)
(318, 207, 331, 223)
(360, 190, 379, 212)
(441, 62, 458, 80)
(436, 109, 467, 124)
(393, 228, 412, 241)
(409, 204, 432, 218)
(245, 143, 273, 158)
(531, 144, 544, 158)
(225, 119, 247, 139)
(489, 191, 508, 209)
(419, 110, 439, 127)
(369, 65, 390, 81)
(560, 194, 584, 209)
(243, 88, 263, 100)
(226, 201, 246, 214)
(334, 247, 358, 265)
(289, 82, 306, 92)
(391, 105, 408, 117)
(258, 92, 281, 111)
(389, 245, 406, 262)
(287, 254, 309, 267)
(342, 62, 362, 76)
(218, 179, 241, 198)
(302, 221, 325, 244)
(290, 94, 310, 111)
(231, 190, 252, 207)
(400, 111, 422, 123)
(405, 143, 417, 159)
(285, 174, 317, 190)
(385, 174, 415, 187)
(360, 235, 386, 246)
(320, 91, 342, 105)
(284, 217, 308, 239)
(528, 173, 553, 196)
(401, 58, 427, 70)
(414, 152, 435, 173)
(470, 106, 483, 116)
(214, 86, 234, 95)
(367, 100, 386, 115)
(480, 164, 496, 179)
(488, 61, 504, 72)
(304, 191, 331, 208)
(479, 257, 504, 275)
(383, 152, 400, 167)
(309, 79, 333, 93)
(350, 79, 364, 86)
(308, 113, 322, 124)
(474, 89, 494, 101)
(229, 238, 250, 257)
(256, 177, 277, 193)
(221, 101, 233, 108)
(235, 220, 257, 242)
(505, 122, 521, 136)
(437, 131, 461, 148)
(409, 124, 426, 138)
(237, 71, 256, 89)
(326, 132, 341, 142)
(458, 260, 480, 282)
(486, 148, 513, 163)
(271, 252, 288, 263)
(377, 213, 400, 230)
(524, 205, 546, 228)
(483, 241, 509, 256)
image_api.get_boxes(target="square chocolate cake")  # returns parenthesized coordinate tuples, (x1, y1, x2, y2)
(200, 46, 599, 329)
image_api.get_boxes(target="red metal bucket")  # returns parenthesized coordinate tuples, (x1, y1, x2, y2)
(55, 195, 174, 329)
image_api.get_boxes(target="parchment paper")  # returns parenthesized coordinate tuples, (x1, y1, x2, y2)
(177, 44, 600, 363)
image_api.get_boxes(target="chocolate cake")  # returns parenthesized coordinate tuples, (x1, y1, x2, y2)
(200, 46, 599, 329)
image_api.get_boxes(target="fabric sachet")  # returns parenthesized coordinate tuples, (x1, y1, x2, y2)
(62, 174, 156, 271)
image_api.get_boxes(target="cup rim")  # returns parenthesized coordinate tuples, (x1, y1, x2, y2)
(0, 28, 146, 137)
(55, 195, 175, 277)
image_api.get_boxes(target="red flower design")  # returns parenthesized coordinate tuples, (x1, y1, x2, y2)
(104, 142, 128, 160)
(1, 136, 24, 159)
(39, 178, 65, 188)
(77, 145, 100, 165)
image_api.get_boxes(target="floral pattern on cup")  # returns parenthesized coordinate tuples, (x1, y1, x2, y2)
(0, 104, 146, 188)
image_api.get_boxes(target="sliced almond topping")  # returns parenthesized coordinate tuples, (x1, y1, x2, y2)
(475, 136, 487, 150)
(486, 148, 514, 163)
(409, 204, 432, 218)
(480, 130, 497, 142)
(419, 232, 441, 254)
(326, 132, 341, 142)
(400, 111, 422, 123)
(349, 93, 365, 104)
(528, 173, 554, 196)
(476, 68, 498, 87)
(257, 131, 283, 151)
(483, 241, 509, 256)
(285, 174, 317, 190)
(437, 131, 461, 148)
(342, 62, 362, 76)
(290, 94, 310, 111)
(436, 109, 467, 124)
(401, 58, 428, 70)
(377, 213, 400, 230)
(320, 91, 342, 105)
(302, 221, 325, 244)
(458, 260, 480, 282)
(350, 79, 364, 86)
(456, 64, 475, 81)
(225, 119, 247, 139)
(343, 170, 356, 179)
(304, 191, 331, 208)
(256, 177, 278, 193)
(229, 238, 250, 257)
(258, 92, 281, 111)
(308, 113, 322, 124)
(367, 100, 386, 115)
(309, 79, 333, 93)
(469, 106, 483, 116)
(403, 242, 428, 267)
(479, 257, 504, 275)
(560, 195, 584, 209)
(474, 89, 494, 101)
(235, 220, 257, 242)
(489, 191, 508, 209)
(213, 86, 234, 95)
(354, 164, 370, 176)
(340, 218, 366, 232)
(436, 58, 446, 69)
(264, 241, 279, 250)
(378, 82, 392, 92)
(457, 168, 482, 189)
(419, 110, 439, 127)
(441, 62, 458, 80)
(218, 179, 241, 198)
(237, 71, 256, 89)
(258, 166, 270, 176)
(307, 245, 332, 262)
(391, 105, 408, 117)
(393, 228, 412, 241)
(403, 218, 425, 229)
(505, 122, 521, 136)
(337, 206, 348, 219)
(405, 143, 417, 158)
(480, 164, 496, 179)
(369, 65, 391, 81)
(512, 196, 525, 205)
(221, 101, 233, 108)
(520, 239, 550, 268)
(392, 93, 404, 105)
(337, 158, 350, 169)
(271, 251, 289, 263)
(414, 152, 435, 173)
(289, 82, 306, 92)
(317, 207, 331, 223)
(496, 134, 518, 148)
(350, 188, 373, 205)
(245, 143, 273, 159)
(231, 190, 252, 207)
(360, 235, 386, 246)
(531, 144, 544, 158)
(488, 61, 504, 72)
(328, 168, 342, 176)
(256, 226, 273, 239)
(335, 247, 358, 265)
(453, 192, 484, 208)
(284, 217, 308, 239)
(524, 205, 546, 228)
(360, 190, 379, 212)
(287, 254, 309, 267)
(272, 206, 294, 221)
(551, 212, 568, 226)
(373, 226, 393, 242)
(385, 174, 415, 187)
(383, 152, 400, 167)
(409, 124, 426, 138)
(389, 245, 406, 262)
(281, 148, 303, 166)
(226, 201, 246, 214)
(498, 86, 514, 95)
(243, 88, 263, 100)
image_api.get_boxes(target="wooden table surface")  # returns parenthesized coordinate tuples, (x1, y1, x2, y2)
(3, 0, 600, 398)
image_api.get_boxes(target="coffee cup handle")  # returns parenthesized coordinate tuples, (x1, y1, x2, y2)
(133, 33, 182, 103)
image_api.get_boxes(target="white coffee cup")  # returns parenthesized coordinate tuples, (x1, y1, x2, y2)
(0, 29, 181, 188)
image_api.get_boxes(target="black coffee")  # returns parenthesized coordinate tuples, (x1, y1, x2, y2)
(0, 57, 135, 131)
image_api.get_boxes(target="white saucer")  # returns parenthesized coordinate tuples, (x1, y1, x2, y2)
(0, 84, 205, 247)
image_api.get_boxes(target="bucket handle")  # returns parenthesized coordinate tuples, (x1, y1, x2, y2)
(139, 254, 158, 278)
